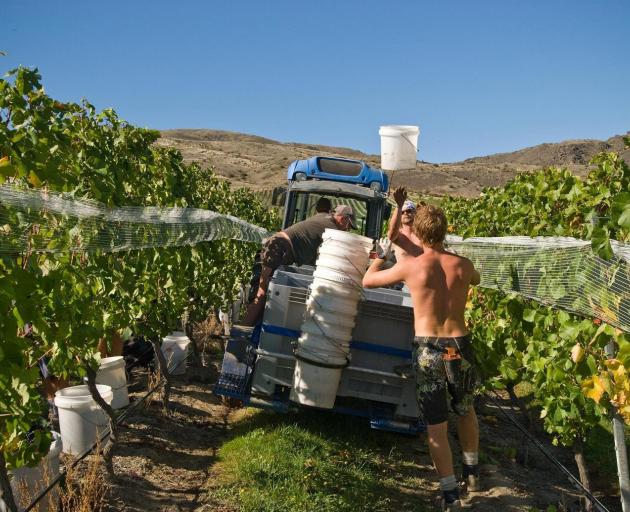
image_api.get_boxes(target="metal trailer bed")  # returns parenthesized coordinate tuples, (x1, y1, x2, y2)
(214, 267, 424, 434)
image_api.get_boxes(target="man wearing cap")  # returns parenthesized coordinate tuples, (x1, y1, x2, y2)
(243, 205, 357, 325)
(387, 186, 423, 261)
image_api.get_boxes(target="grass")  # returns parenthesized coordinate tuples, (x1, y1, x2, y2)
(206, 408, 431, 512)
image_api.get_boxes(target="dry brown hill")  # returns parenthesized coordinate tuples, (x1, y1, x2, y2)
(157, 129, 629, 198)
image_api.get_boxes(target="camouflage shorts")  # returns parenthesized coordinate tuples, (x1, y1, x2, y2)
(412, 334, 478, 425)
(260, 235, 294, 270)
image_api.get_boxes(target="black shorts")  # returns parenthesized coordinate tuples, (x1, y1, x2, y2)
(412, 334, 478, 425)
(260, 235, 294, 270)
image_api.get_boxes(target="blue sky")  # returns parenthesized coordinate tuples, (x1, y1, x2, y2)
(3, 0, 629, 163)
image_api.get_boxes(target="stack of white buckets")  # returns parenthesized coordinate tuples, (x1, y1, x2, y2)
(290, 229, 373, 408)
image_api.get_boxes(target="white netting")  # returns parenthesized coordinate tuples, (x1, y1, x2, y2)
(0, 185, 270, 253)
(1, 185, 628, 332)
(446, 235, 630, 333)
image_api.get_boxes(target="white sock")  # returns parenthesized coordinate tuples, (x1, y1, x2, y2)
(462, 451, 478, 465)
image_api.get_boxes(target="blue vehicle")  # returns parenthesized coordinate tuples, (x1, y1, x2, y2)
(287, 156, 389, 193)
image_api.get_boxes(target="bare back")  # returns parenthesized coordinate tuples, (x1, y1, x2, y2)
(400, 248, 476, 337)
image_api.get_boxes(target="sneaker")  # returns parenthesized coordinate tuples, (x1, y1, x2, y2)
(440, 498, 463, 511)
(461, 464, 481, 493)
(461, 473, 482, 493)
(438, 489, 463, 511)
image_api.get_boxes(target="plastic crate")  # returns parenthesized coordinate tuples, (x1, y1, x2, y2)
(249, 268, 419, 421)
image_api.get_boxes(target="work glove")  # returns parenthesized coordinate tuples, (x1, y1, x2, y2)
(374, 237, 393, 260)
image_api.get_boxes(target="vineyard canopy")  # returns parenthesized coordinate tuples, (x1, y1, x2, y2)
(0, 184, 628, 332)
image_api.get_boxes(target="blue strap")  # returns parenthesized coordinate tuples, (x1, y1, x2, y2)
(262, 324, 300, 338)
(261, 323, 412, 359)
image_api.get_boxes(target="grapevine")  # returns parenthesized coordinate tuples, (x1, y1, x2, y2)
(0, 67, 278, 511)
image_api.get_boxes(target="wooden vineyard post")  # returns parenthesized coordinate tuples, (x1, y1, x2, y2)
(152, 338, 172, 411)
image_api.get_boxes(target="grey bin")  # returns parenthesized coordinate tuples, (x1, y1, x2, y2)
(250, 267, 420, 421)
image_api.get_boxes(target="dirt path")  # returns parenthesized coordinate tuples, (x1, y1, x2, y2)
(100, 338, 619, 512)
(104, 361, 231, 512)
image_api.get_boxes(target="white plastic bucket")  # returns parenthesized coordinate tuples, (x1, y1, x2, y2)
(301, 318, 354, 342)
(96, 356, 129, 409)
(314, 253, 367, 279)
(322, 229, 374, 247)
(290, 360, 345, 409)
(161, 334, 191, 376)
(10, 432, 62, 512)
(305, 306, 357, 328)
(306, 294, 358, 315)
(295, 335, 349, 365)
(379, 125, 419, 171)
(310, 281, 362, 301)
(312, 268, 363, 288)
(54, 385, 113, 455)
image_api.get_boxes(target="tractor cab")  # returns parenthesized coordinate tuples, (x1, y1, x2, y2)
(282, 180, 391, 240)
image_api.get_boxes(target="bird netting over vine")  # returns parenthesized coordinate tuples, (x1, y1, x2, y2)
(1, 185, 628, 332)
(0, 185, 270, 253)
(446, 235, 630, 333)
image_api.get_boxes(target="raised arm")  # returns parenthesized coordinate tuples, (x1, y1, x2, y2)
(387, 186, 407, 242)
(363, 258, 406, 289)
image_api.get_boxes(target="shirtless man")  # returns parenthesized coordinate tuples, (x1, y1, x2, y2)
(364, 204, 481, 511)
(387, 186, 423, 261)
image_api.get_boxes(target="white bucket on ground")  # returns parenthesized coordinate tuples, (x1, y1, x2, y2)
(379, 125, 419, 171)
(10, 431, 62, 512)
(54, 385, 113, 455)
(292, 229, 371, 409)
(160, 333, 191, 376)
(96, 356, 129, 409)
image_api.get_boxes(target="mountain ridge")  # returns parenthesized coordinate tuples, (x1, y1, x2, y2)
(157, 129, 629, 198)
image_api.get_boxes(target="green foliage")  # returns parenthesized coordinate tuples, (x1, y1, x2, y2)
(442, 152, 630, 447)
(0, 67, 279, 471)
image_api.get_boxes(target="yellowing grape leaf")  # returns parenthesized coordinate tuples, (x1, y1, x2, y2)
(27, 171, 42, 187)
(583, 375, 607, 403)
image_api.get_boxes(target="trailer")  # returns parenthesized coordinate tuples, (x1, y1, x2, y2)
(214, 157, 423, 434)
